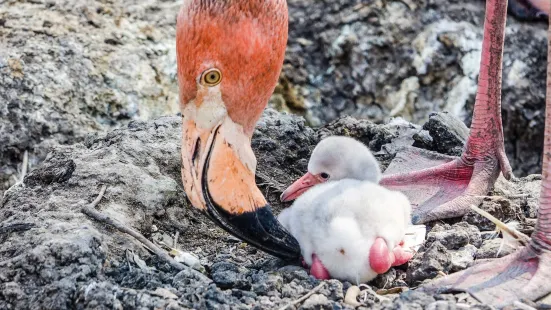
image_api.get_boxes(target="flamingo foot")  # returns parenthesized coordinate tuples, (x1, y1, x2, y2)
(508, 0, 548, 21)
(381, 146, 509, 224)
(370, 238, 414, 273)
(392, 244, 414, 267)
(310, 254, 331, 280)
(307, 239, 414, 281)
(421, 247, 551, 307)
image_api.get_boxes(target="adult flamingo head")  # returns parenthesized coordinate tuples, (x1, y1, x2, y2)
(176, 0, 300, 260)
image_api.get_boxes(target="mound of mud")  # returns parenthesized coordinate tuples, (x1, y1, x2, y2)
(0, 109, 543, 309)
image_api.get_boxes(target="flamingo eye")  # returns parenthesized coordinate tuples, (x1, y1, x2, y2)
(320, 173, 330, 180)
(200, 68, 222, 86)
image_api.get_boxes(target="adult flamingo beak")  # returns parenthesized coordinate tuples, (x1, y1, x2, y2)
(182, 115, 301, 261)
(280, 172, 323, 202)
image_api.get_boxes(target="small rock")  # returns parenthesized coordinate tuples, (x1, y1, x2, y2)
(407, 241, 452, 285)
(412, 129, 434, 149)
(393, 270, 409, 288)
(203, 284, 231, 306)
(150, 287, 178, 300)
(414, 112, 469, 156)
(211, 262, 251, 290)
(449, 245, 477, 272)
(299, 294, 332, 310)
(426, 222, 482, 250)
(256, 295, 276, 308)
(371, 268, 397, 289)
(476, 239, 516, 259)
(281, 282, 306, 298)
(319, 280, 344, 301)
(394, 290, 437, 308)
(279, 265, 310, 282)
(172, 268, 209, 288)
(317, 116, 399, 155)
(251, 272, 283, 296)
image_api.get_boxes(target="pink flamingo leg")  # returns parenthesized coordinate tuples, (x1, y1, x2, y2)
(380, 0, 513, 224)
(421, 5, 551, 306)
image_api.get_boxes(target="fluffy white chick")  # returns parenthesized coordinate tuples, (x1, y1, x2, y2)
(279, 180, 411, 283)
(278, 136, 412, 282)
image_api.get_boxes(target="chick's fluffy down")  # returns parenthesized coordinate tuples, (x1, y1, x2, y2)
(278, 180, 411, 282)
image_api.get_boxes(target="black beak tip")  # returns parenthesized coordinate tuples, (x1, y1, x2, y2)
(201, 134, 300, 261)
(206, 202, 301, 261)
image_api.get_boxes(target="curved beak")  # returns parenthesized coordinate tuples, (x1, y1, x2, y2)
(280, 172, 323, 202)
(182, 116, 301, 261)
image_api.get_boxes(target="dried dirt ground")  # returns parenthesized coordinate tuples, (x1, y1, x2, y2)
(0, 0, 549, 197)
(0, 109, 546, 309)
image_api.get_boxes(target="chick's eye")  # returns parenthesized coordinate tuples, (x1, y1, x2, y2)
(200, 68, 222, 86)
(320, 173, 330, 180)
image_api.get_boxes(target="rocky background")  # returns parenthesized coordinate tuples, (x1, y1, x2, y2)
(0, 0, 549, 309)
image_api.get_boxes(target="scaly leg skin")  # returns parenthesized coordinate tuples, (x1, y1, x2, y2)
(420, 7, 551, 307)
(380, 0, 512, 224)
(508, 0, 549, 21)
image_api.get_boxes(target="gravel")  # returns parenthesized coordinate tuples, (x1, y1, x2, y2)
(1, 0, 548, 308)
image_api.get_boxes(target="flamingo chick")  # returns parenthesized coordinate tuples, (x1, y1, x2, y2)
(280, 136, 381, 202)
(279, 179, 412, 282)
(278, 136, 413, 281)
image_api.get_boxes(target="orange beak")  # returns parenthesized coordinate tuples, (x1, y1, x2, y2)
(280, 172, 324, 202)
(181, 115, 300, 260)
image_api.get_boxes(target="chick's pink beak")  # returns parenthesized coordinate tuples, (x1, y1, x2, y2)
(280, 172, 323, 202)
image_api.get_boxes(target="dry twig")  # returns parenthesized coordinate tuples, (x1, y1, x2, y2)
(82, 185, 209, 281)
(469, 205, 530, 246)
(278, 282, 326, 310)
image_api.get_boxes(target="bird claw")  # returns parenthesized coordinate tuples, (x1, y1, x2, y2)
(370, 238, 415, 275)
(391, 246, 414, 267)
(421, 247, 551, 307)
(309, 253, 331, 280)
(381, 147, 503, 224)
